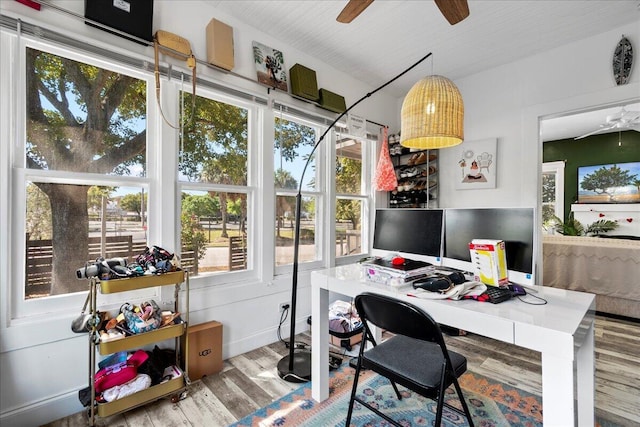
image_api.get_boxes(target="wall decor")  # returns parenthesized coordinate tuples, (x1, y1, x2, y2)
(578, 161, 640, 203)
(455, 138, 497, 190)
(252, 41, 288, 91)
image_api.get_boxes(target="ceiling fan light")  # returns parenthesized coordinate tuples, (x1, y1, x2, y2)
(400, 75, 464, 149)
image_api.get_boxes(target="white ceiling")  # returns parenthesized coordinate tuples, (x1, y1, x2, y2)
(206, 0, 640, 140)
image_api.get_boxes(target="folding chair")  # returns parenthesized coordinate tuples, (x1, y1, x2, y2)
(345, 292, 475, 426)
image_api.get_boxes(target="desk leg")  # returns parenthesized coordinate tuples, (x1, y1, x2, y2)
(542, 352, 576, 426)
(311, 284, 329, 402)
(577, 318, 595, 427)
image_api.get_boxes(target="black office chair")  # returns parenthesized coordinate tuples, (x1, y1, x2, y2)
(345, 292, 475, 427)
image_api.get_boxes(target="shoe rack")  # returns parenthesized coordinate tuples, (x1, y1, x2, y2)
(387, 133, 438, 208)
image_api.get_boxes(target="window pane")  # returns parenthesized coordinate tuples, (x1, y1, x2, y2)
(275, 195, 317, 266)
(26, 48, 147, 176)
(336, 138, 363, 194)
(336, 198, 364, 257)
(180, 190, 248, 276)
(25, 184, 147, 299)
(542, 173, 556, 203)
(542, 172, 557, 228)
(274, 117, 317, 190)
(179, 94, 248, 185)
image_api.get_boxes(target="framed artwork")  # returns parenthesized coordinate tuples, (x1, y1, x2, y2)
(252, 41, 288, 91)
(578, 161, 640, 203)
(454, 138, 497, 190)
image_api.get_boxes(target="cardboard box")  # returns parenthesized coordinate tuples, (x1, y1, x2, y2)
(330, 332, 362, 349)
(205, 18, 234, 71)
(469, 239, 508, 286)
(187, 320, 223, 380)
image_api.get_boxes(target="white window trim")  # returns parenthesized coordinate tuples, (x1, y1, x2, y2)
(9, 37, 158, 322)
(542, 160, 565, 220)
(274, 112, 328, 276)
(175, 87, 260, 289)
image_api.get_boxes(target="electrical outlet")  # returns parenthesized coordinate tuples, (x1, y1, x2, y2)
(279, 302, 290, 312)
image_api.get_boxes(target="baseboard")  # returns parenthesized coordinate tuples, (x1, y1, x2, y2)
(596, 311, 640, 324)
(0, 390, 84, 427)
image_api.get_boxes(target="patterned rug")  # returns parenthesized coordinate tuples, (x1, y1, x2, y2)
(230, 362, 543, 427)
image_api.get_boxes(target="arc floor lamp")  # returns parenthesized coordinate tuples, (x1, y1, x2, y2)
(277, 51, 464, 382)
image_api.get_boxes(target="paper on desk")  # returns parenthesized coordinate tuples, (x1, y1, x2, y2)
(407, 281, 487, 300)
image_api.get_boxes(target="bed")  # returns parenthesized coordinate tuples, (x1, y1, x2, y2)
(542, 234, 640, 319)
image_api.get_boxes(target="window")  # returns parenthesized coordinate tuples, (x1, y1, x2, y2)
(335, 136, 369, 258)
(542, 161, 565, 233)
(274, 115, 321, 267)
(178, 92, 251, 276)
(20, 46, 149, 309)
(4, 26, 375, 323)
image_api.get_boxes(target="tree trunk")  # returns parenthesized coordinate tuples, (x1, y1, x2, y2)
(44, 184, 90, 295)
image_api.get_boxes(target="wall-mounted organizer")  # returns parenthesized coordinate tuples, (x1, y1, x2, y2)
(387, 132, 438, 208)
(84, 271, 189, 426)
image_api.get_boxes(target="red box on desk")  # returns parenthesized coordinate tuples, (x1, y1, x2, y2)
(187, 321, 223, 380)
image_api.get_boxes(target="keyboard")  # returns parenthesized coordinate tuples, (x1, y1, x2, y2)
(483, 286, 512, 304)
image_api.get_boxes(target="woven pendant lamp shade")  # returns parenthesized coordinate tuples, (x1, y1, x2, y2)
(400, 75, 464, 149)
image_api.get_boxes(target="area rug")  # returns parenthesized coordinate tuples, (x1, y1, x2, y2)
(230, 362, 543, 427)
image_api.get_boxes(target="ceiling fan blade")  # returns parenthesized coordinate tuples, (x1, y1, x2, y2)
(434, 0, 469, 25)
(337, 0, 374, 23)
(574, 124, 616, 140)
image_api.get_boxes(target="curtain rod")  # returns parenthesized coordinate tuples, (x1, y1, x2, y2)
(15, 1, 390, 130)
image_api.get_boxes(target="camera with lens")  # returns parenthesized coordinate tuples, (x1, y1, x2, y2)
(76, 257, 127, 279)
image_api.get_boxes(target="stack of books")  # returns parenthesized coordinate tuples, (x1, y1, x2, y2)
(362, 257, 434, 287)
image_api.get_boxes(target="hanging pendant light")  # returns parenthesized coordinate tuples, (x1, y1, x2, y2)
(400, 75, 464, 149)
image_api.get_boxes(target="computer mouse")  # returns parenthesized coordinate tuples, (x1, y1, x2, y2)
(391, 256, 405, 266)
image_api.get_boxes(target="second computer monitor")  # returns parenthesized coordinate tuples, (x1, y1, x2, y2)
(443, 207, 535, 286)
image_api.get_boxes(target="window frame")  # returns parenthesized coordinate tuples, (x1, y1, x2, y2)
(542, 160, 565, 228)
(333, 130, 376, 266)
(273, 111, 327, 275)
(9, 37, 158, 321)
(176, 87, 260, 287)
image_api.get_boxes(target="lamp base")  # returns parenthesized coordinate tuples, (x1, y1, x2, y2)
(277, 348, 312, 383)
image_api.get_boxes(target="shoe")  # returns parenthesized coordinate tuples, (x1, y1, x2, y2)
(413, 152, 427, 165)
(403, 181, 416, 191)
(407, 153, 419, 166)
(401, 167, 418, 178)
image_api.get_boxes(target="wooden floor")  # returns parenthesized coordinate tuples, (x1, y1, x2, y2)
(44, 314, 640, 427)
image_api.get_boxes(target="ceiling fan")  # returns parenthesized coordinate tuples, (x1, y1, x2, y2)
(574, 107, 640, 140)
(337, 0, 470, 25)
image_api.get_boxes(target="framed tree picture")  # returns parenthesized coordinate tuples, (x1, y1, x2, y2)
(252, 41, 288, 91)
(454, 138, 497, 190)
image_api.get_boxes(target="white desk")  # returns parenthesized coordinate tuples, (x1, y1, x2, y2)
(310, 264, 596, 427)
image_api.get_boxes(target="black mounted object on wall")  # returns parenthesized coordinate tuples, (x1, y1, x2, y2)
(84, 0, 154, 45)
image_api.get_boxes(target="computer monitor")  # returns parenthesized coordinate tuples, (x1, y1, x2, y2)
(442, 207, 535, 286)
(372, 208, 444, 265)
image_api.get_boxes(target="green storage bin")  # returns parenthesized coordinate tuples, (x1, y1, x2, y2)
(319, 88, 346, 113)
(290, 64, 319, 102)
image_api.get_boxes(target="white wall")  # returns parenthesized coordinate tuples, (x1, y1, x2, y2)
(0, 2, 398, 426)
(1, 1, 639, 425)
(435, 22, 639, 209)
